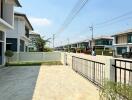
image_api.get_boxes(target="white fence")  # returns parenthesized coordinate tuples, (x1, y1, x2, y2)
(10, 52, 62, 62)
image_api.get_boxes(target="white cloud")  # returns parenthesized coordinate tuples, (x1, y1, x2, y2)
(29, 17, 52, 26)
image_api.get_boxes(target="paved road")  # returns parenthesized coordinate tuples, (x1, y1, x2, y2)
(0, 66, 40, 100)
(33, 65, 99, 100)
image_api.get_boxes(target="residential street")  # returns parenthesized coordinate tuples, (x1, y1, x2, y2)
(33, 65, 99, 100)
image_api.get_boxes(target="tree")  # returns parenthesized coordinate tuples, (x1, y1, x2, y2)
(35, 36, 50, 52)
(5, 50, 14, 63)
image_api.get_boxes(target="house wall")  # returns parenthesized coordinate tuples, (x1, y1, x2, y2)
(6, 17, 29, 52)
(2, 0, 14, 26)
(6, 18, 25, 38)
(116, 35, 127, 44)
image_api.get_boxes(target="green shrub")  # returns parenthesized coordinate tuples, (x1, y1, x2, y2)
(100, 81, 132, 100)
(95, 50, 103, 55)
(44, 47, 53, 52)
(5, 50, 14, 63)
(103, 50, 113, 56)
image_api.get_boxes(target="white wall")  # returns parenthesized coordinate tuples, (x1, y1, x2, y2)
(10, 52, 62, 62)
(3, 0, 14, 26)
(6, 18, 25, 38)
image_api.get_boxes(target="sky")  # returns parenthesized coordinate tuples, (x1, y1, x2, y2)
(15, 0, 132, 47)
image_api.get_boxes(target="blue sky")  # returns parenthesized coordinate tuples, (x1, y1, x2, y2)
(15, 0, 132, 47)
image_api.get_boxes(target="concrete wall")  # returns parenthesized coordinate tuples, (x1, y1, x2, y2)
(10, 52, 62, 62)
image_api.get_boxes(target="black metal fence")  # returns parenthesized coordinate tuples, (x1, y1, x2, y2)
(112, 59, 132, 85)
(72, 56, 105, 87)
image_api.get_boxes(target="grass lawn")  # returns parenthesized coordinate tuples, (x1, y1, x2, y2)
(6, 61, 63, 66)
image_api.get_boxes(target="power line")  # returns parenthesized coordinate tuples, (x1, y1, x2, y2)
(56, 0, 89, 35)
(79, 10, 132, 36)
(95, 15, 132, 29)
(95, 11, 132, 26)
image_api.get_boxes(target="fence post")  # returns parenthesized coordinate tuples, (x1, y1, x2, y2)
(92, 62, 95, 82)
(110, 59, 116, 82)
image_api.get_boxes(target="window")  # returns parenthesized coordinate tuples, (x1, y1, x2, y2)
(25, 27, 29, 38)
(128, 34, 132, 43)
(117, 47, 127, 55)
(6, 38, 17, 51)
(0, 0, 3, 18)
(20, 40, 25, 52)
(0, 31, 4, 41)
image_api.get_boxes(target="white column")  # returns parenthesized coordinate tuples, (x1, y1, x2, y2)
(127, 45, 130, 52)
(17, 38, 20, 52)
(17, 38, 20, 62)
(3, 31, 6, 65)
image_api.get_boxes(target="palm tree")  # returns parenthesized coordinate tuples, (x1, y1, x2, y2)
(35, 36, 50, 52)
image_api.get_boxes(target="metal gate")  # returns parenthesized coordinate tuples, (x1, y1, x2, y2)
(72, 56, 105, 87)
(112, 59, 132, 85)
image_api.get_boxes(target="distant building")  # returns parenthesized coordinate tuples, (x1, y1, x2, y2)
(0, 0, 21, 66)
(28, 31, 41, 52)
(113, 29, 132, 56)
(6, 12, 33, 52)
(56, 39, 90, 52)
(90, 36, 113, 50)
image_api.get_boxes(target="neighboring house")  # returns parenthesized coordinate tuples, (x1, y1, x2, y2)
(6, 12, 33, 53)
(28, 31, 41, 52)
(90, 36, 113, 50)
(0, 0, 21, 66)
(113, 29, 132, 56)
(56, 39, 89, 52)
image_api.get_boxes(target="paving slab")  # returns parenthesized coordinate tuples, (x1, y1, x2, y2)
(0, 66, 40, 100)
(33, 65, 99, 100)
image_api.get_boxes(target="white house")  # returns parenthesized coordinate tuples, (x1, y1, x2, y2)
(89, 36, 113, 50)
(6, 12, 33, 53)
(112, 29, 132, 56)
(28, 31, 40, 52)
(0, 0, 21, 66)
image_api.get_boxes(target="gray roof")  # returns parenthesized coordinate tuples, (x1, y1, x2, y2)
(15, 0, 22, 7)
(14, 12, 34, 30)
(112, 29, 132, 36)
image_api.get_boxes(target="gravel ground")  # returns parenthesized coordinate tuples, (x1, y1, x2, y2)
(33, 65, 99, 100)
(0, 66, 40, 100)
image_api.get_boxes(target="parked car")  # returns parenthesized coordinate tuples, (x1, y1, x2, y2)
(122, 52, 132, 58)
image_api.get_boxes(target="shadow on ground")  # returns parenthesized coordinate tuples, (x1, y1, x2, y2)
(0, 66, 40, 100)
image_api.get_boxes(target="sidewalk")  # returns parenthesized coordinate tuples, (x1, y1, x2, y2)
(32, 65, 100, 100)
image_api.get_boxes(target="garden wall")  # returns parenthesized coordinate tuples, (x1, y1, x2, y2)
(10, 52, 62, 62)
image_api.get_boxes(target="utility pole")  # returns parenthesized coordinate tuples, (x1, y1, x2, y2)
(53, 34, 55, 49)
(89, 25, 94, 55)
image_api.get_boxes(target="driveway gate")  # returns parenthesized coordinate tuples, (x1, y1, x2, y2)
(72, 56, 105, 87)
(112, 59, 132, 85)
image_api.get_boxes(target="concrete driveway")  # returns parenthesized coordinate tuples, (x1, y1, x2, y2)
(0, 66, 40, 100)
(33, 65, 99, 100)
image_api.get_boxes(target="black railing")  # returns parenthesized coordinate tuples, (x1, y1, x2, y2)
(72, 56, 105, 87)
(112, 59, 132, 85)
